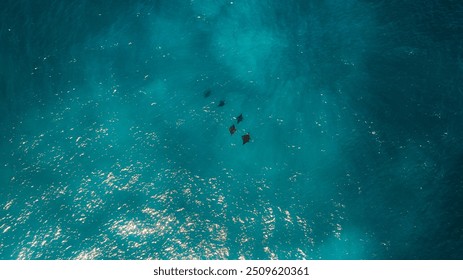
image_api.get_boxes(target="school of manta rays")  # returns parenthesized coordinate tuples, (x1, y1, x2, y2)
(204, 89, 251, 145)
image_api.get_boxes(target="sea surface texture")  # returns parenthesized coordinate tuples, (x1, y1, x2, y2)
(1, 0, 462, 259)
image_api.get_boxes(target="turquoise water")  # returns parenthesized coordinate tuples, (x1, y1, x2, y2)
(1, 0, 462, 259)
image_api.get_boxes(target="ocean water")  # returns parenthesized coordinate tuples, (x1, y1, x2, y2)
(1, 0, 462, 260)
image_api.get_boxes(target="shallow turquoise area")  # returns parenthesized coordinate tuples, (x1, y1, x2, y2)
(1, 0, 462, 259)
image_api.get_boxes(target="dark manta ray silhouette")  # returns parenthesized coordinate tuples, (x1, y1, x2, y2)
(229, 124, 236, 135)
(218, 100, 225, 107)
(236, 113, 243, 123)
(242, 133, 251, 144)
(203, 89, 211, 98)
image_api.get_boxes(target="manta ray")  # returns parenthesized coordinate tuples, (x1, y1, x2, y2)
(241, 133, 251, 145)
(203, 89, 211, 98)
(236, 113, 243, 123)
(229, 124, 236, 135)
(218, 100, 225, 107)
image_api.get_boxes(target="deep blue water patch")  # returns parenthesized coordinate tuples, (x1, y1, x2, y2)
(1, 0, 462, 259)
